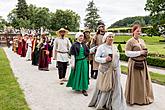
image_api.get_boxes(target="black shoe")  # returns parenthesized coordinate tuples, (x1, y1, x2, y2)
(82, 90, 88, 96)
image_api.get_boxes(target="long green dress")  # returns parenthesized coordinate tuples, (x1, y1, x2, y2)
(66, 46, 89, 91)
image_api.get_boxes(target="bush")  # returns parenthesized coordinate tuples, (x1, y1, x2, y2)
(146, 57, 165, 68)
(117, 43, 123, 52)
(159, 40, 165, 42)
(120, 53, 128, 61)
(120, 53, 165, 68)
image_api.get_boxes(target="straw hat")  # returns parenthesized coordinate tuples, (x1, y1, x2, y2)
(83, 27, 90, 33)
(56, 28, 69, 37)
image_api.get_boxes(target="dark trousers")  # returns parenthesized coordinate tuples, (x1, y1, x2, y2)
(57, 61, 68, 79)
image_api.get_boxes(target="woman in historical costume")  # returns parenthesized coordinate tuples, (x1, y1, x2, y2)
(125, 24, 154, 105)
(66, 32, 89, 96)
(32, 37, 40, 66)
(38, 36, 49, 71)
(26, 35, 32, 61)
(88, 32, 126, 110)
(12, 37, 17, 53)
(21, 35, 27, 57)
(17, 34, 23, 55)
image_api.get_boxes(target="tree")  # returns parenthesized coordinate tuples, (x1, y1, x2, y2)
(109, 16, 151, 28)
(8, 4, 51, 29)
(84, 0, 100, 31)
(145, 0, 165, 36)
(16, 0, 28, 20)
(0, 16, 7, 30)
(50, 9, 80, 31)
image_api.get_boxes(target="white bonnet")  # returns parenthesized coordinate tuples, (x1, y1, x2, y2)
(102, 32, 115, 43)
(75, 32, 84, 39)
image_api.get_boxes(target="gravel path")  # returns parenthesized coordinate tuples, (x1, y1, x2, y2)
(4, 47, 165, 110)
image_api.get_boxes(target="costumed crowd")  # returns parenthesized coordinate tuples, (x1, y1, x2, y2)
(10, 21, 154, 110)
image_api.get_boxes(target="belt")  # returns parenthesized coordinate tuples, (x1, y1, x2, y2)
(57, 51, 68, 54)
(131, 58, 145, 62)
(76, 57, 86, 61)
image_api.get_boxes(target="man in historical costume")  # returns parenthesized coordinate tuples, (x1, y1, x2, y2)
(90, 21, 106, 79)
(53, 28, 71, 85)
(38, 33, 49, 71)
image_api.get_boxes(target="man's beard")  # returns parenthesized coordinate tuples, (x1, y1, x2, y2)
(100, 30, 105, 35)
(61, 35, 64, 38)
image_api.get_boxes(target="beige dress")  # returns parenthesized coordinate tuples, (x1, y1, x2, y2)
(89, 44, 126, 110)
(125, 37, 154, 105)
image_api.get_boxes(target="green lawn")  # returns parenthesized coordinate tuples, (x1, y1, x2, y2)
(114, 36, 165, 55)
(114, 36, 164, 44)
(121, 65, 165, 85)
(0, 48, 30, 110)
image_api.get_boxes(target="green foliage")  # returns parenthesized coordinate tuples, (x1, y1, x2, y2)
(50, 9, 80, 31)
(8, 4, 80, 31)
(0, 48, 30, 110)
(16, 0, 28, 20)
(84, 0, 100, 31)
(0, 16, 7, 30)
(147, 57, 165, 68)
(117, 43, 123, 52)
(119, 53, 129, 61)
(120, 53, 165, 68)
(109, 16, 152, 28)
(145, 0, 165, 36)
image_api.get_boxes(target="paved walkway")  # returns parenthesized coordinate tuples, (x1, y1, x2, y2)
(3, 47, 165, 110)
(121, 61, 165, 75)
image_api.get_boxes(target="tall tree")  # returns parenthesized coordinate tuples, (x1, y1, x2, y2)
(84, 0, 100, 31)
(16, 0, 28, 20)
(145, 0, 165, 36)
(50, 9, 80, 31)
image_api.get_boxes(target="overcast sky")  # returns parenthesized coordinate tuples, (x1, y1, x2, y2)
(0, 0, 150, 27)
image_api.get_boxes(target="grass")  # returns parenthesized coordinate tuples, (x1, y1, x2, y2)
(0, 48, 30, 110)
(114, 36, 164, 44)
(121, 65, 165, 85)
(114, 36, 165, 55)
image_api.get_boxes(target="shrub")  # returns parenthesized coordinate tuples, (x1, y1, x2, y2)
(120, 53, 165, 68)
(146, 57, 165, 68)
(120, 53, 128, 61)
(117, 43, 123, 52)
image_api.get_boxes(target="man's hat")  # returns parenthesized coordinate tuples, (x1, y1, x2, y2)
(56, 28, 69, 37)
(83, 27, 90, 33)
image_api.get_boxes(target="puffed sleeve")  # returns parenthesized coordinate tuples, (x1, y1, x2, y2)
(95, 45, 106, 63)
(125, 40, 141, 57)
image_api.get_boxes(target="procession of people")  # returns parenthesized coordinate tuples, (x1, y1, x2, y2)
(10, 22, 154, 110)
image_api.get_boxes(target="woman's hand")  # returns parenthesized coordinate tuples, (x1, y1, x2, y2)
(105, 56, 112, 62)
(140, 50, 148, 56)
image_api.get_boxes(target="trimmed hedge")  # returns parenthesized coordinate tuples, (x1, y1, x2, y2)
(120, 53, 165, 68)
(146, 57, 165, 68)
